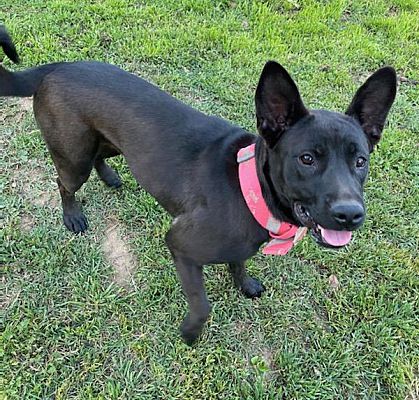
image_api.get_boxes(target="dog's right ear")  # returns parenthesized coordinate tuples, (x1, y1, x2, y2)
(255, 61, 309, 147)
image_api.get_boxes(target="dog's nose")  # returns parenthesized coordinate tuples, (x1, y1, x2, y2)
(331, 202, 364, 228)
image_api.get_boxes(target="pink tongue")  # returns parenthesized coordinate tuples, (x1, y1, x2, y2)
(320, 227, 352, 247)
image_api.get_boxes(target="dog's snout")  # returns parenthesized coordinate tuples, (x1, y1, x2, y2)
(331, 202, 364, 228)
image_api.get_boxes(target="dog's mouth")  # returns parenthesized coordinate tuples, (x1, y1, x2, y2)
(293, 202, 352, 248)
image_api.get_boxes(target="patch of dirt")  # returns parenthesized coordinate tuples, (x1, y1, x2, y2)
(10, 163, 59, 209)
(234, 321, 279, 382)
(261, 347, 277, 373)
(0, 276, 20, 312)
(19, 214, 36, 232)
(18, 97, 33, 112)
(31, 190, 55, 207)
(103, 220, 137, 290)
(248, 343, 279, 383)
(328, 274, 340, 290)
(0, 97, 33, 124)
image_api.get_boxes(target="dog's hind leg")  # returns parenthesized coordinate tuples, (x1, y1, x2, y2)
(94, 158, 122, 189)
(94, 142, 122, 189)
(53, 149, 95, 233)
(228, 262, 265, 298)
(35, 107, 98, 233)
(57, 177, 89, 233)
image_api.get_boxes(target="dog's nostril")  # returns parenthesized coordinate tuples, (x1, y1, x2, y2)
(352, 213, 364, 224)
(335, 213, 347, 223)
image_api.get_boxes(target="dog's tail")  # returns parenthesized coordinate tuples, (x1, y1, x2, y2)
(1, 25, 60, 97)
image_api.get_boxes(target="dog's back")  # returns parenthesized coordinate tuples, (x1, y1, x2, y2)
(32, 61, 250, 214)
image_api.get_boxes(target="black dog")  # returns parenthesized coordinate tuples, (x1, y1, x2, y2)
(1, 26, 397, 344)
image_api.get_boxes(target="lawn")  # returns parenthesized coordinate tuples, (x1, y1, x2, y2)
(1, 0, 418, 399)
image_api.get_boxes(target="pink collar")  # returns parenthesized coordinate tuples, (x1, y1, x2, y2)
(237, 143, 307, 255)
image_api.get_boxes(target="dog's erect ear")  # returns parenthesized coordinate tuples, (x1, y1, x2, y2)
(255, 61, 309, 147)
(346, 67, 397, 151)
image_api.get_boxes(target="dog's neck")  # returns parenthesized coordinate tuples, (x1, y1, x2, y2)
(254, 138, 300, 226)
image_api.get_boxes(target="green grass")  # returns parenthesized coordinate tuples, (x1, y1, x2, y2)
(1, 0, 418, 399)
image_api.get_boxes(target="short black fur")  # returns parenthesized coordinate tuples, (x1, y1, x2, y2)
(0, 27, 397, 344)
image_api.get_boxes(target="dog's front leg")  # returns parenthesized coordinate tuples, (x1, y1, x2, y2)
(166, 220, 211, 345)
(173, 257, 210, 345)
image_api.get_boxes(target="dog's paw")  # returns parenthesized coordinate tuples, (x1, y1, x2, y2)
(99, 167, 122, 189)
(104, 173, 122, 189)
(63, 212, 88, 233)
(180, 315, 205, 346)
(241, 276, 265, 299)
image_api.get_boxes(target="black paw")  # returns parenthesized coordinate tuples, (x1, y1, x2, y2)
(101, 169, 122, 189)
(63, 212, 88, 233)
(241, 276, 265, 299)
(180, 315, 205, 346)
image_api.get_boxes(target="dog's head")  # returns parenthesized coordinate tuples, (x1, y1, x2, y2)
(255, 61, 397, 248)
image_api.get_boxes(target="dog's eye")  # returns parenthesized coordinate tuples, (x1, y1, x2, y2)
(356, 157, 367, 168)
(300, 154, 314, 165)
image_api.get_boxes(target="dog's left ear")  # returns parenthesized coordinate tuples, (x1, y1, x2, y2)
(255, 61, 309, 147)
(346, 67, 397, 151)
